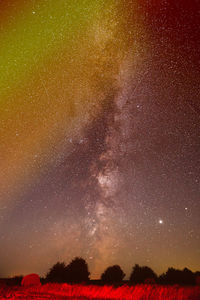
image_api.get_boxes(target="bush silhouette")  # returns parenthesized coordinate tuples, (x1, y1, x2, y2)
(181, 268, 195, 285)
(144, 277, 156, 284)
(130, 264, 157, 284)
(65, 257, 90, 283)
(196, 274, 200, 286)
(159, 267, 195, 285)
(6, 275, 23, 286)
(46, 262, 67, 283)
(45, 258, 90, 283)
(101, 265, 125, 284)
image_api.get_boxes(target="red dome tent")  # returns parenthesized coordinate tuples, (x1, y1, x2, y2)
(21, 273, 41, 287)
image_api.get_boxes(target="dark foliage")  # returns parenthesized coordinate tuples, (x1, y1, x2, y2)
(159, 267, 195, 285)
(130, 264, 157, 284)
(195, 272, 200, 286)
(45, 257, 90, 283)
(65, 257, 90, 283)
(46, 262, 67, 283)
(6, 276, 23, 286)
(101, 265, 125, 284)
(144, 277, 156, 284)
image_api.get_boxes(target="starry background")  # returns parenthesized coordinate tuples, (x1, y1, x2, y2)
(0, 0, 200, 279)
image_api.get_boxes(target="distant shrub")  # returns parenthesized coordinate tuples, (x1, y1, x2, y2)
(6, 276, 23, 286)
(159, 267, 195, 285)
(46, 262, 67, 283)
(130, 264, 157, 284)
(144, 278, 156, 284)
(65, 257, 90, 283)
(101, 265, 125, 284)
(46, 258, 90, 284)
(196, 275, 200, 286)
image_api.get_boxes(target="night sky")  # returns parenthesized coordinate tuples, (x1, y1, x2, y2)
(0, 0, 200, 279)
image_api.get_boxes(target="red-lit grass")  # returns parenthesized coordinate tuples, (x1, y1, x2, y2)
(0, 283, 200, 299)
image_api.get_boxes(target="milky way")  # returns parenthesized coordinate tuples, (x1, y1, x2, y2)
(0, 0, 200, 278)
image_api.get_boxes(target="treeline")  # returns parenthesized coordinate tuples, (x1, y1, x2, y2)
(2, 257, 200, 286)
(44, 257, 200, 286)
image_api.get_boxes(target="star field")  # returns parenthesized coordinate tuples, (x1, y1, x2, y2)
(0, 0, 200, 279)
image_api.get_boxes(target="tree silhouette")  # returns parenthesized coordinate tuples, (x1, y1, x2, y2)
(181, 268, 195, 285)
(6, 275, 23, 286)
(144, 277, 156, 284)
(65, 257, 90, 283)
(195, 272, 200, 286)
(101, 265, 125, 284)
(130, 264, 157, 284)
(159, 267, 195, 285)
(46, 262, 67, 283)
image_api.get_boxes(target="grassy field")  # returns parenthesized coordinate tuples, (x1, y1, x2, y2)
(0, 283, 200, 299)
